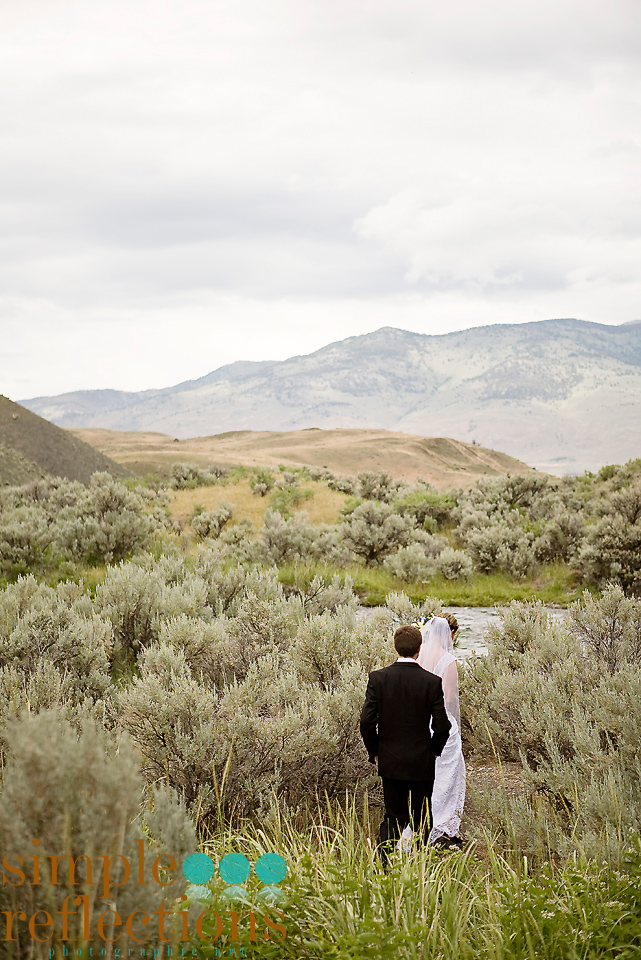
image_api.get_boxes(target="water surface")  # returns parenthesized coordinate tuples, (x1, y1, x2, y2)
(359, 605, 566, 659)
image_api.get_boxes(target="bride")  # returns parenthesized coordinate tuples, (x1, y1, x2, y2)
(419, 615, 466, 842)
(400, 615, 466, 846)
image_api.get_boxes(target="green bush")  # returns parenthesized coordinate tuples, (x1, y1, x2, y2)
(394, 486, 455, 528)
(383, 543, 434, 582)
(118, 588, 390, 825)
(435, 546, 473, 581)
(250, 467, 276, 495)
(0, 474, 165, 576)
(54, 472, 159, 563)
(327, 474, 357, 495)
(269, 484, 313, 517)
(0, 576, 111, 703)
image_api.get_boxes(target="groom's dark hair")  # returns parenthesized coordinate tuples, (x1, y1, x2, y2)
(394, 625, 422, 658)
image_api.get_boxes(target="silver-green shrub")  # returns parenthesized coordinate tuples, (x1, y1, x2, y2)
(533, 509, 585, 562)
(453, 474, 582, 578)
(308, 466, 334, 481)
(384, 591, 441, 624)
(0, 576, 111, 702)
(0, 474, 164, 572)
(327, 474, 356, 495)
(568, 583, 641, 673)
(461, 585, 641, 859)
(461, 516, 534, 577)
(435, 546, 473, 581)
(193, 551, 282, 614)
(260, 510, 354, 566)
(341, 501, 414, 565)
(357, 471, 406, 502)
(191, 499, 234, 539)
(117, 583, 395, 824)
(275, 471, 299, 490)
(261, 509, 320, 563)
(286, 573, 359, 616)
(249, 467, 275, 495)
(381, 529, 447, 582)
(89, 554, 212, 662)
(53, 472, 160, 563)
(580, 482, 641, 595)
(0, 505, 51, 574)
(383, 543, 434, 582)
(0, 711, 196, 953)
(169, 461, 221, 488)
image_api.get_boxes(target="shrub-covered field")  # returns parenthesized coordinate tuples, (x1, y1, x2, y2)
(2, 458, 640, 602)
(0, 458, 640, 956)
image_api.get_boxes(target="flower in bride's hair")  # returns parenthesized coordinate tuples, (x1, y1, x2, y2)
(413, 615, 432, 629)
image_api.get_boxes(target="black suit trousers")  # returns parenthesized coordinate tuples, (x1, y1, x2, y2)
(379, 776, 434, 847)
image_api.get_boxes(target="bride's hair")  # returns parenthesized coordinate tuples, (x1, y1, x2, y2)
(394, 625, 422, 658)
(443, 613, 459, 635)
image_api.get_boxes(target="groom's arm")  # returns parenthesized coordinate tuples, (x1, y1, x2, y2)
(359, 674, 379, 764)
(430, 677, 451, 757)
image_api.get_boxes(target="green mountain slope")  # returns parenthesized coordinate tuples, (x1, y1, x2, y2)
(0, 396, 131, 485)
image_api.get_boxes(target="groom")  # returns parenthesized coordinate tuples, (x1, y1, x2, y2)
(360, 624, 451, 861)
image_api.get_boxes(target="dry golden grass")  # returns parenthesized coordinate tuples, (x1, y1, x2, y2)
(72, 426, 539, 489)
(294, 483, 350, 525)
(170, 479, 349, 529)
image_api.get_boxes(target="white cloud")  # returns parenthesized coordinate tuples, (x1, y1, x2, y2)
(0, 0, 639, 399)
(356, 173, 641, 293)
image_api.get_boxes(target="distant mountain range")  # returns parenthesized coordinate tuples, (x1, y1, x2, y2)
(21, 318, 641, 474)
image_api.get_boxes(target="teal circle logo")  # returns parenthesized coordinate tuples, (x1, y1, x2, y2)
(220, 884, 252, 903)
(219, 852, 251, 884)
(183, 852, 216, 884)
(187, 884, 214, 904)
(255, 852, 287, 884)
(183, 849, 288, 901)
(257, 884, 286, 904)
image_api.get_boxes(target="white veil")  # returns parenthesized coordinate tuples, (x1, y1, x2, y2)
(399, 616, 466, 847)
(418, 616, 460, 728)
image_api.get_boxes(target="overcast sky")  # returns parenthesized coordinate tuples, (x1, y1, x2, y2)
(2, 0, 640, 399)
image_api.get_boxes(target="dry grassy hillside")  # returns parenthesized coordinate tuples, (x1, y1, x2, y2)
(0, 397, 131, 484)
(72, 426, 537, 488)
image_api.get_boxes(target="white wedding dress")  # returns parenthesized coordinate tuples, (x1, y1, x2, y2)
(400, 617, 466, 846)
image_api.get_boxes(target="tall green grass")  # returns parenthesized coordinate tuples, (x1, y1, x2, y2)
(278, 561, 582, 607)
(182, 802, 641, 959)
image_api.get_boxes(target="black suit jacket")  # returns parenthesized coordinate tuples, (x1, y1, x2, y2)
(360, 661, 451, 781)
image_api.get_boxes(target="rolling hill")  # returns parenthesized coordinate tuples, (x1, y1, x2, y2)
(0, 397, 131, 485)
(22, 318, 641, 474)
(72, 427, 536, 488)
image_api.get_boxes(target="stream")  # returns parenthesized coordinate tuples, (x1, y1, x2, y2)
(359, 605, 567, 658)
